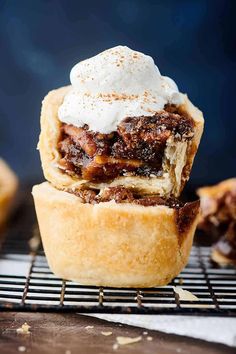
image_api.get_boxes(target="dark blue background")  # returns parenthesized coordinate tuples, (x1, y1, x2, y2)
(0, 0, 235, 186)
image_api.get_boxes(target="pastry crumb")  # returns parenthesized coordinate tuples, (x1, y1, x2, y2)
(173, 286, 199, 301)
(143, 331, 148, 335)
(113, 343, 119, 350)
(116, 336, 142, 345)
(18, 346, 26, 352)
(178, 278, 184, 285)
(85, 325, 94, 329)
(16, 323, 31, 334)
(28, 231, 40, 251)
(147, 336, 153, 341)
(101, 331, 112, 336)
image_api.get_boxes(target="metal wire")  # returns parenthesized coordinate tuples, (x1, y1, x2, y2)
(0, 245, 236, 316)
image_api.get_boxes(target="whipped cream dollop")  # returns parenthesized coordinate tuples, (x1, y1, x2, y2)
(58, 46, 184, 134)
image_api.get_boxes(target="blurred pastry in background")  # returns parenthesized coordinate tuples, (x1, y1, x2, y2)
(0, 159, 18, 227)
(197, 178, 236, 265)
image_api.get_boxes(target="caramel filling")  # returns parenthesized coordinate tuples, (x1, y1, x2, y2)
(70, 185, 185, 207)
(58, 106, 194, 183)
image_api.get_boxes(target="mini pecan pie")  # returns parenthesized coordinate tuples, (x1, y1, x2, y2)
(33, 46, 203, 287)
(197, 178, 236, 265)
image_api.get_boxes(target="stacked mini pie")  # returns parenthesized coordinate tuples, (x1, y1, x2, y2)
(33, 46, 204, 287)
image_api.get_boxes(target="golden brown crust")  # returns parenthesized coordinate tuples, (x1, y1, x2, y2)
(177, 95, 204, 193)
(38, 86, 204, 197)
(32, 182, 200, 287)
(0, 159, 18, 226)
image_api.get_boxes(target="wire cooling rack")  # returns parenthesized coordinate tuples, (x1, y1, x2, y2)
(0, 239, 236, 316)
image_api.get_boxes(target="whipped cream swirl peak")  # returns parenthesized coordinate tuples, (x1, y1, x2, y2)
(58, 46, 184, 134)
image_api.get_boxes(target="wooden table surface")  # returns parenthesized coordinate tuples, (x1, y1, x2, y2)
(0, 312, 235, 354)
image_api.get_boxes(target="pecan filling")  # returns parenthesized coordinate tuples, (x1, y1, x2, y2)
(58, 106, 194, 183)
(71, 185, 185, 207)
